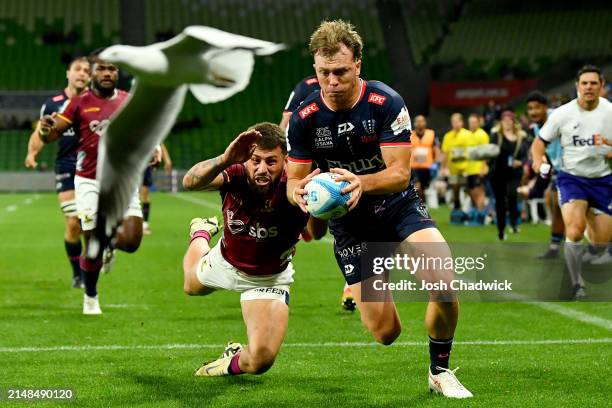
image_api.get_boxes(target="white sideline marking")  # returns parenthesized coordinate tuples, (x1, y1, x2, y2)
(529, 302, 612, 331)
(0, 338, 609, 353)
(171, 193, 219, 210)
(170, 193, 334, 244)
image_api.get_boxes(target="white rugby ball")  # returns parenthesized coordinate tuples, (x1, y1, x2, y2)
(304, 172, 350, 220)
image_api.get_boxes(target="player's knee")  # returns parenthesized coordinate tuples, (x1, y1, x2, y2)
(565, 226, 584, 242)
(248, 345, 277, 374)
(368, 319, 401, 345)
(66, 217, 81, 239)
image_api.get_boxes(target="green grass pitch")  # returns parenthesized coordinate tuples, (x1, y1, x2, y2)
(0, 192, 610, 407)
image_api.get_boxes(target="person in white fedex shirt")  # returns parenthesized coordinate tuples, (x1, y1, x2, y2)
(531, 65, 612, 300)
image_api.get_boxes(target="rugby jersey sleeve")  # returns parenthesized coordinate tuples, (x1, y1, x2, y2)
(538, 108, 562, 144)
(286, 107, 313, 164)
(379, 92, 412, 147)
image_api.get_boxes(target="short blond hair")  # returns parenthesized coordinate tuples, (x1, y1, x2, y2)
(309, 20, 363, 61)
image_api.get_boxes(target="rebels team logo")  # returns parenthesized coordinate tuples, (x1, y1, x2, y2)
(89, 119, 111, 136)
(299, 103, 319, 119)
(368, 93, 387, 105)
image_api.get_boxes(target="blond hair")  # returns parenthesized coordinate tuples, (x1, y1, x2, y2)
(309, 20, 363, 61)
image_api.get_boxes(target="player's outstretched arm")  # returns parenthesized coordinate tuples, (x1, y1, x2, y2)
(183, 129, 262, 191)
(530, 138, 547, 173)
(24, 122, 45, 168)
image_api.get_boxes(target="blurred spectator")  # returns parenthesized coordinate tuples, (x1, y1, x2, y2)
(489, 110, 530, 240)
(441, 113, 472, 224)
(483, 99, 501, 133)
(410, 115, 438, 203)
(465, 114, 489, 225)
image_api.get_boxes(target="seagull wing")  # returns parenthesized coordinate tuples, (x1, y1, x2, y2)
(90, 83, 187, 255)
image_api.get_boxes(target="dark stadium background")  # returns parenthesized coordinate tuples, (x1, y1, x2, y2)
(1, 0, 610, 190)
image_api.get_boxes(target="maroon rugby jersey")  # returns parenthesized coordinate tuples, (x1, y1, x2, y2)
(219, 164, 309, 275)
(58, 89, 129, 180)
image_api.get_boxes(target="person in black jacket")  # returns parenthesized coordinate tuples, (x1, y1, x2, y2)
(489, 110, 530, 240)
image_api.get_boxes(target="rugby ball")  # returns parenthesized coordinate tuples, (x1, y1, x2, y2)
(304, 172, 350, 220)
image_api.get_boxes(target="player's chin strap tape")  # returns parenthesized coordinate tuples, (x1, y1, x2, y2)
(60, 199, 78, 217)
(240, 286, 290, 305)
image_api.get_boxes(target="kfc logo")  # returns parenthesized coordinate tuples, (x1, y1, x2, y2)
(368, 93, 387, 105)
(299, 103, 319, 119)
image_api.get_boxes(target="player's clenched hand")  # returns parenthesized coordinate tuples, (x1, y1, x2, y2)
(330, 168, 362, 211)
(39, 113, 56, 136)
(222, 130, 262, 165)
(24, 153, 38, 169)
(293, 168, 321, 213)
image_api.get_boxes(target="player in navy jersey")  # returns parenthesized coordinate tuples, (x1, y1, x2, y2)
(286, 20, 472, 398)
(181, 123, 326, 377)
(280, 75, 357, 310)
(279, 75, 320, 131)
(24, 56, 90, 289)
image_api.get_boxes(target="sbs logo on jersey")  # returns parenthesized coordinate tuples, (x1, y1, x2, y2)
(248, 223, 278, 239)
(338, 122, 355, 135)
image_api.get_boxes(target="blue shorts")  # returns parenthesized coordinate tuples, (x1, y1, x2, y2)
(331, 187, 437, 285)
(556, 172, 612, 215)
(55, 165, 75, 193)
(142, 166, 154, 187)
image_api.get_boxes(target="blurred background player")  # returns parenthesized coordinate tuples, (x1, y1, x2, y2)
(465, 113, 489, 225)
(24, 56, 90, 289)
(39, 53, 144, 314)
(287, 20, 472, 398)
(279, 75, 320, 132)
(280, 75, 355, 311)
(532, 65, 612, 299)
(520, 91, 565, 258)
(141, 143, 173, 235)
(410, 115, 437, 203)
(181, 124, 325, 377)
(489, 111, 529, 240)
(441, 113, 471, 224)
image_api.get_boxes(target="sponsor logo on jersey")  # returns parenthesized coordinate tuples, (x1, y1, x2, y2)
(338, 122, 355, 135)
(368, 93, 387, 105)
(226, 210, 246, 234)
(315, 126, 334, 148)
(337, 244, 362, 260)
(84, 107, 101, 113)
(248, 223, 278, 239)
(305, 77, 319, 85)
(299, 102, 319, 119)
(572, 134, 604, 146)
(89, 119, 111, 136)
(52, 94, 65, 102)
(326, 153, 385, 174)
(391, 106, 411, 135)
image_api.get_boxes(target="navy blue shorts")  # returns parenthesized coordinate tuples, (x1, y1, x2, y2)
(55, 167, 75, 193)
(556, 171, 612, 215)
(331, 188, 437, 285)
(142, 166, 154, 187)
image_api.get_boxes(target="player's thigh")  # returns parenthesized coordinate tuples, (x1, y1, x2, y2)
(74, 176, 99, 231)
(586, 210, 612, 243)
(560, 200, 588, 229)
(241, 298, 289, 355)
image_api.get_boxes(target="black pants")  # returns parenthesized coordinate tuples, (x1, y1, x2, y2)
(491, 174, 521, 236)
